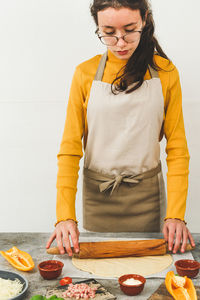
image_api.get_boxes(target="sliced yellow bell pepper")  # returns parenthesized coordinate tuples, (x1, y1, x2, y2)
(0, 246, 34, 271)
(165, 271, 197, 300)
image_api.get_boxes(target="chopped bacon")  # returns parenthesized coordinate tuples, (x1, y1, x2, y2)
(63, 283, 97, 299)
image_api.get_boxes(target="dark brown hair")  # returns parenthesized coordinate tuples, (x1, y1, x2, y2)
(90, 0, 170, 94)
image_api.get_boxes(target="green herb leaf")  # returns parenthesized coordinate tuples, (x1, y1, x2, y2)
(30, 296, 45, 300)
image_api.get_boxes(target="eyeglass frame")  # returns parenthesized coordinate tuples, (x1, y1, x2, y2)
(96, 28, 143, 46)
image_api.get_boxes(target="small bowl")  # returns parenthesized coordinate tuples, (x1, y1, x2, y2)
(175, 259, 200, 278)
(118, 274, 146, 296)
(38, 260, 64, 280)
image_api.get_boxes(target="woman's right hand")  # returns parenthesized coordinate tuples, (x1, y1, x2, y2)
(46, 220, 80, 256)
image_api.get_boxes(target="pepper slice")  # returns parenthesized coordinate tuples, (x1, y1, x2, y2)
(0, 246, 34, 271)
(165, 271, 197, 300)
(59, 276, 72, 286)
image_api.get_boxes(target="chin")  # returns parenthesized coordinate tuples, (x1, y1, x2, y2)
(117, 54, 131, 60)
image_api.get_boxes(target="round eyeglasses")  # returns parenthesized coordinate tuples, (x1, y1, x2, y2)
(97, 30, 142, 46)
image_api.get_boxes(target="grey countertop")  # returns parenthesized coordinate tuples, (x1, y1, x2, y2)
(0, 232, 199, 299)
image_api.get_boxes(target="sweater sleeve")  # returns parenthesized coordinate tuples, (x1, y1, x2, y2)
(56, 66, 85, 225)
(164, 66, 190, 221)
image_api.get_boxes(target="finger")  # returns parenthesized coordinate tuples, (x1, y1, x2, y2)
(77, 228, 80, 237)
(188, 230, 196, 248)
(162, 223, 169, 242)
(56, 232, 65, 255)
(181, 228, 188, 253)
(168, 224, 176, 251)
(62, 231, 73, 256)
(70, 229, 80, 253)
(173, 224, 183, 253)
(46, 232, 56, 249)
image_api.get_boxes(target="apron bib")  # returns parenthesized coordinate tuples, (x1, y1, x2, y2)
(83, 52, 166, 232)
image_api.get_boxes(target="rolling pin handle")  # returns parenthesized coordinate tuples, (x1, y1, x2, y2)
(46, 247, 60, 255)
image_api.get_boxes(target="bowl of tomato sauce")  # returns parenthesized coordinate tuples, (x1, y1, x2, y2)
(38, 260, 64, 280)
(175, 259, 200, 278)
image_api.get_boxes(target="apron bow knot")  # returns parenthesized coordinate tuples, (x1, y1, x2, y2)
(99, 174, 140, 195)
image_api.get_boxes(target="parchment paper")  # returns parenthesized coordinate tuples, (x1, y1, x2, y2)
(52, 236, 194, 279)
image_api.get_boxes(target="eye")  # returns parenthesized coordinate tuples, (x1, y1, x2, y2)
(104, 32, 115, 35)
(125, 29, 135, 33)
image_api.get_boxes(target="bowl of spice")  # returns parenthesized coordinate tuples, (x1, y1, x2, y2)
(38, 260, 64, 280)
(175, 259, 200, 278)
(118, 274, 146, 296)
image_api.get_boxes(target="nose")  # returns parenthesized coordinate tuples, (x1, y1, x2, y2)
(116, 35, 127, 47)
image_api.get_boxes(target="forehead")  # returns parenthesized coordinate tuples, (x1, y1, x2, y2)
(97, 7, 141, 27)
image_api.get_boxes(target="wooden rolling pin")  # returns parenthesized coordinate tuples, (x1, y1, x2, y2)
(46, 239, 194, 259)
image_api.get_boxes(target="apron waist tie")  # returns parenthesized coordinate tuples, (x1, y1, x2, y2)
(84, 162, 161, 195)
(100, 175, 140, 195)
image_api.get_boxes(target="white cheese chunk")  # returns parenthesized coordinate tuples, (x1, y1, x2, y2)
(123, 278, 142, 285)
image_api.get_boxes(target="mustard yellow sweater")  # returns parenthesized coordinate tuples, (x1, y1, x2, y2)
(56, 50, 190, 225)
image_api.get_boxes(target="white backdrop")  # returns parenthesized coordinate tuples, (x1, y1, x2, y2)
(0, 0, 200, 233)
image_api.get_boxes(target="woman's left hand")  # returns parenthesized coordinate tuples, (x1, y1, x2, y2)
(162, 219, 195, 253)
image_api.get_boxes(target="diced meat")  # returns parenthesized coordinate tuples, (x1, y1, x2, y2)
(63, 283, 97, 299)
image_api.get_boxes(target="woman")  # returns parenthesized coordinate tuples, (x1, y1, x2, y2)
(46, 0, 195, 256)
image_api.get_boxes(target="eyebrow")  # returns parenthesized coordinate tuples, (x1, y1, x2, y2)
(102, 22, 138, 29)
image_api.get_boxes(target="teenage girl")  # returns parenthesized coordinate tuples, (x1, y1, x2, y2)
(46, 0, 195, 256)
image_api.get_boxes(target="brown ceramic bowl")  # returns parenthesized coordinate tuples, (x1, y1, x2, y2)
(175, 259, 200, 278)
(118, 274, 146, 296)
(38, 260, 64, 280)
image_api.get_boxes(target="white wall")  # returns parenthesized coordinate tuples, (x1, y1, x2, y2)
(0, 0, 200, 233)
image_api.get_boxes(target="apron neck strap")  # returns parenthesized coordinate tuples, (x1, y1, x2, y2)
(94, 51, 108, 81)
(94, 52, 159, 81)
(148, 65, 159, 78)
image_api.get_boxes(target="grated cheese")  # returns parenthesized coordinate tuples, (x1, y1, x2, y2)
(0, 277, 23, 300)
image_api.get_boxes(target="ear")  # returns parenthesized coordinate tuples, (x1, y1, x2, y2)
(145, 10, 148, 20)
(143, 10, 148, 27)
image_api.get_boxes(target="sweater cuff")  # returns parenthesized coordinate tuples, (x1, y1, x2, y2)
(54, 218, 78, 227)
(164, 217, 187, 225)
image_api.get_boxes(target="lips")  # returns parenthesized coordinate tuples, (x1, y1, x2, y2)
(117, 50, 129, 56)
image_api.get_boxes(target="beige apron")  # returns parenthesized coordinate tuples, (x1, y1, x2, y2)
(83, 52, 166, 232)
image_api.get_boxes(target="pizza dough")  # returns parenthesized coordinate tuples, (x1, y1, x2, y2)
(72, 254, 173, 277)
